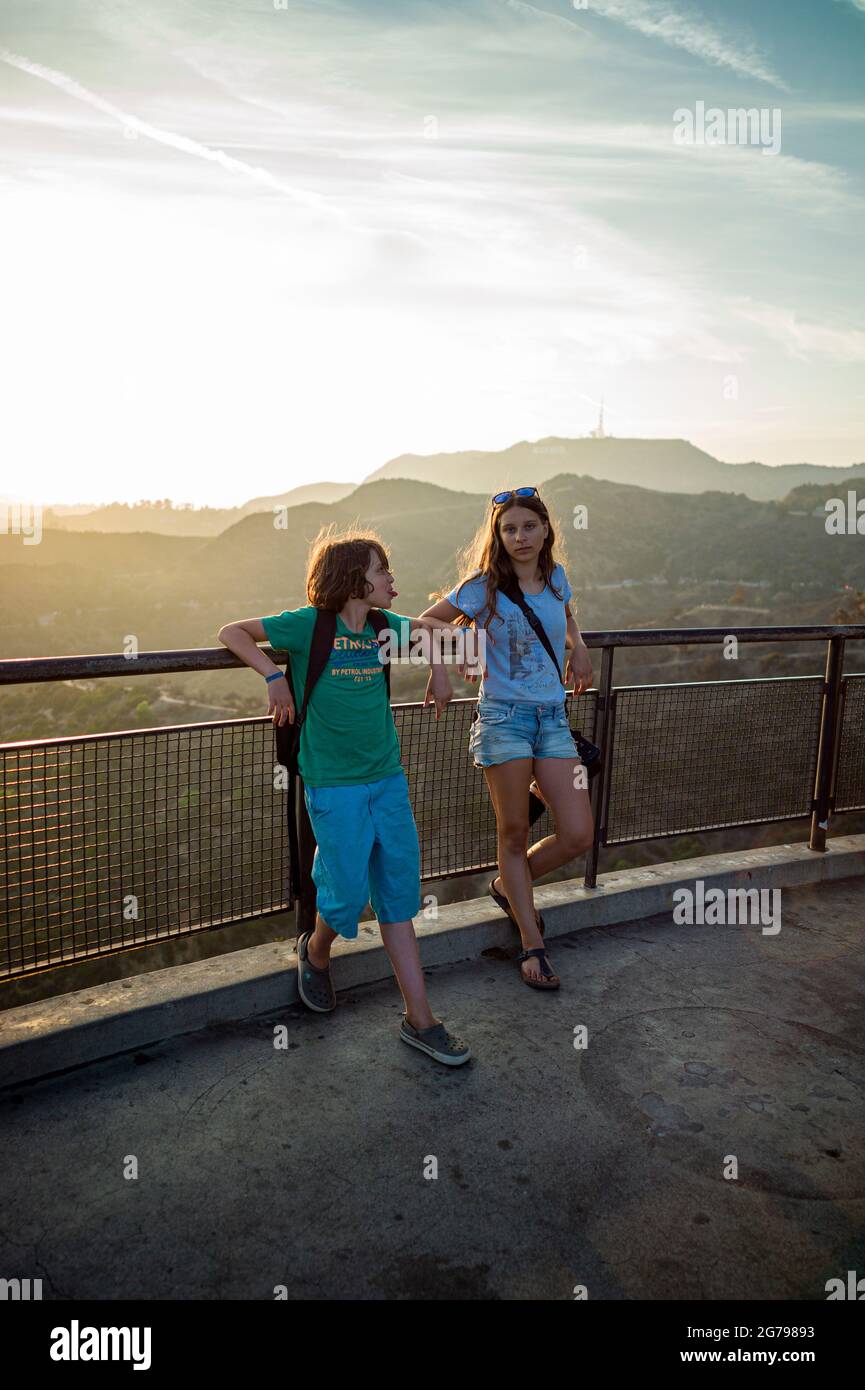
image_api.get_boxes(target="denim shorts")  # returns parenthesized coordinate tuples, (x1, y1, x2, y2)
(469, 697, 581, 768)
(303, 770, 421, 938)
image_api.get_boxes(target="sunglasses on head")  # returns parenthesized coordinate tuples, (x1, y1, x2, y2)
(491, 486, 539, 505)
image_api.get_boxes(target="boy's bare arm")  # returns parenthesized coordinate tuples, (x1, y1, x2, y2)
(216, 619, 280, 676)
(216, 619, 295, 725)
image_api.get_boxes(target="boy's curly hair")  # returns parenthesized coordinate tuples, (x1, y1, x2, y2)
(306, 523, 389, 610)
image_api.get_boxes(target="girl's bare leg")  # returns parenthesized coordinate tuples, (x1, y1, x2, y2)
(525, 757, 594, 878)
(483, 760, 552, 982)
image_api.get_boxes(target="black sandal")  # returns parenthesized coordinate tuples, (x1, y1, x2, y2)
(516, 946, 560, 991)
(487, 878, 545, 937)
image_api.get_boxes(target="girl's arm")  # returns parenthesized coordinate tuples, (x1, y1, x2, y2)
(419, 599, 464, 624)
(403, 603, 464, 638)
(416, 598, 468, 717)
(410, 600, 466, 657)
(564, 603, 593, 694)
(417, 601, 468, 662)
(417, 597, 489, 709)
(565, 607, 583, 650)
(394, 607, 466, 667)
(216, 618, 295, 726)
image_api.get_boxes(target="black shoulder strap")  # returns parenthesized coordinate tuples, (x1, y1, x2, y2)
(273, 607, 392, 900)
(273, 609, 335, 771)
(298, 609, 337, 734)
(273, 608, 335, 901)
(500, 577, 561, 677)
(367, 608, 392, 700)
(277, 607, 391, 770)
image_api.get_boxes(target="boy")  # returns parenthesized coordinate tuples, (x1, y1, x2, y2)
(217, 526, 469, 1066)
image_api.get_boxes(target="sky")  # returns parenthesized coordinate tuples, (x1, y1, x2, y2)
(1, 0, 864, 506)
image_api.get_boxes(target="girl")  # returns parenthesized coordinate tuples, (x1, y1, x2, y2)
(422, 487, 594, 990)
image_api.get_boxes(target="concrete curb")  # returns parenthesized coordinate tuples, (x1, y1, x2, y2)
(2, 834, 864, 1090)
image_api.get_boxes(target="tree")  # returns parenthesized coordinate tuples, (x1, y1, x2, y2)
(833, 589, 865, 624)
(134, 699, 154, 726)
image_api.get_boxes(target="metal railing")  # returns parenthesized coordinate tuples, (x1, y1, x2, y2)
(2, 624, 864, 979)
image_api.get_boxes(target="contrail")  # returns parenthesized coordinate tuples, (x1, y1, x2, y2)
(0, 47, 332, 210)
(588, 0, 786, 88)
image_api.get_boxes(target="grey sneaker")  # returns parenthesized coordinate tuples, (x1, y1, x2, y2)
(296, 931, 336, 1013)
(399, 1014, 471, 1066)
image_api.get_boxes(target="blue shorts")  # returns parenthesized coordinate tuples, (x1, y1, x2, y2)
(303, 770, 421, 939)
(469, 697, 581, 768)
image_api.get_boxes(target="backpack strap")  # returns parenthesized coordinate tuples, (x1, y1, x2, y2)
(273, 609, 336, 774)
(274, 608, 392, 900)
(499, 577, 562, 678)
(274, 609, 336, 900)
(296, 609, 338, 748)
(367, 607, 392, 700)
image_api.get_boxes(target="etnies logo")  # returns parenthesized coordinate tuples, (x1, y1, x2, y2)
(49, 1321, 152, 1370)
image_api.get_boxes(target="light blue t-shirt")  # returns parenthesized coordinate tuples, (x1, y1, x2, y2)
(446, 564, 572, 703)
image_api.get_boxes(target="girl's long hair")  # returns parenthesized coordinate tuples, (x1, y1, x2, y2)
(440, 492, 568, 640)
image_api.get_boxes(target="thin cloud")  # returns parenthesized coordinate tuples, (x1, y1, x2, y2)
(786, 100, 865, 122)
(589, 0, 788, 88)
(495, 0, 586, 32)
(734, 300, 865, 362)
(0, 47, 333, 211)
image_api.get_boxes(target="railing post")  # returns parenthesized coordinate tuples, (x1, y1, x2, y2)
(583, 644, 616, 889)
(295, 774, 318, 936)
(809, 635, 846, 852)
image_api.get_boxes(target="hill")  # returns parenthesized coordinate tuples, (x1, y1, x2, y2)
(4, 473, 865, 743)
(159, 473, 865, 625)
(32, 438, 865, 546)
(777, 476, 865, 514)
(6, 476, 865, 658)
(365, 436, 865, 502)
(43, 481, 356, 537)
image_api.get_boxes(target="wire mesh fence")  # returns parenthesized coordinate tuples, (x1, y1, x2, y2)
(834, 674, 865, 813)
(396, 692, 597, 879)
(0, 720, 286, 978)
(604, 677, 825, 844)
(1, 654, 863, 980)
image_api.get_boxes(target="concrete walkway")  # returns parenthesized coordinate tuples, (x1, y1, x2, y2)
(1, 869, 863, 1300)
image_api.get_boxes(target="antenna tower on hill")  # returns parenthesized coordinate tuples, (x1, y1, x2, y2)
(590, 397, 608, 439)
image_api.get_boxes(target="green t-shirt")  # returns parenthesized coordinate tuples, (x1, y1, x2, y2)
(261, 606, 412, 787)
